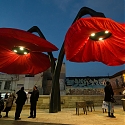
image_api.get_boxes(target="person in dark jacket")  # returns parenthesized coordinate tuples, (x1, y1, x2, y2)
(122, 86, 125, 98)
(15, 87, 27, 120)
(4, 92, 8, 100)
(0, 93, 4, 118)
(28, 85, 39, 118)
(104, 81, 115, 118)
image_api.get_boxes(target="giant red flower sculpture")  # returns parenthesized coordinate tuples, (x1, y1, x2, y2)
(0, 28, 58, 74)
(64, 17, 125, 66)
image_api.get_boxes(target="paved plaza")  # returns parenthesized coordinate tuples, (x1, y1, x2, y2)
(0, 106, 125, 125)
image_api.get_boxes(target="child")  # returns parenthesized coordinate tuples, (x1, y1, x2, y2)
(102, 101, 108, 113)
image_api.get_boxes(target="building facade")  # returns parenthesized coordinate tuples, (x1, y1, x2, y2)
(42, 63, 66, 95)
(0, 66, 125, 97)
(110, 70, 125, 95)
(0, 63, 66, 96)
(0, 73, 43, 97)
(65, 76, 109, 95)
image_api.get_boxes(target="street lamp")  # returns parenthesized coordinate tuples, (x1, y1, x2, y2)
(27, 7, 106, 113)
(49, 7, 106, 113)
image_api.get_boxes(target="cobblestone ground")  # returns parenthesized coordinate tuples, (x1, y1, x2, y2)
(0, 106, 125, 125)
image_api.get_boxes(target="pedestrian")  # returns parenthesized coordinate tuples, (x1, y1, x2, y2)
(12, 90, 16, 101)
(4, 92, 8, 101)
(104, 81, 115, 118)
(28, 85, 39, 118)
(122, 86, 125, 98)
(102, 101, 108, 113)
(3, 93, 14, 117)
(15, 87, 27, 120)
(0, 93, 4, 118)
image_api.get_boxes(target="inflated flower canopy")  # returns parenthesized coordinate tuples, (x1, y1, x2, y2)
(64, 17, 125, 66)
(0, 28, 58, 74)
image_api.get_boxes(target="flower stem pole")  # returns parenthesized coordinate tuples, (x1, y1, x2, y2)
(27, 7, 105, 113)
(49, 7, 105, 113)
(27, 26, 56, 74)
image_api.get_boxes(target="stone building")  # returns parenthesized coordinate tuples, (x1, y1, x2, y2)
(0, 73, 43, 97)
(0, 66, 125, 98)
(42, 63, 66, 95)
(110, 70, 125, 95)
(0, 73, 18, 97)
(65, 70, 125, 96)
(0, 63, 66, 97)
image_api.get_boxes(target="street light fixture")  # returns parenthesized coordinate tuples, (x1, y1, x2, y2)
(12, 46, 29, 55)
(90, 30, 112, 41)
(49, 7, 106, 113)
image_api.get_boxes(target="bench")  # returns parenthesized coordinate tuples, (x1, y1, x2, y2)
(86, 101, 95, 112)
(76, 101, 87, 115)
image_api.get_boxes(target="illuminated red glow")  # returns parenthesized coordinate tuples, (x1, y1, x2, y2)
(0, 28, 58, 74)
(64, 17, 125, 66)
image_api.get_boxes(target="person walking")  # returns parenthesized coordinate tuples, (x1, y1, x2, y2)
(28, 85, 39, 118)
(15, 87, 27, 120)
(3, 93, 14, 117)
(104, 81, 115, 118)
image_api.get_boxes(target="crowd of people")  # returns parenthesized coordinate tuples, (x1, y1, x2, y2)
(0, 82, 125, 120)
(0, 85, 39, 120)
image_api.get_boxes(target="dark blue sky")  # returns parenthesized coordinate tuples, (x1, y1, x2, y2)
(0, 0, 125, 77)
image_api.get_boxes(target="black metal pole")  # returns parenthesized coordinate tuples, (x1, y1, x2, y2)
(49, 7, 106, 113)
(27, 26, 56, 74)
(26, 7, 106, 113)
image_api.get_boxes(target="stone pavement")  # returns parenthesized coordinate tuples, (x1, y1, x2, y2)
(0, 106, 125, 125)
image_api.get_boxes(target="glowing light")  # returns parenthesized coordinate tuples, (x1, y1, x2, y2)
(20, 46, 24, 50)
(24, 52, 28, 55)
(13, 50, 17, 53)
(12, 46, 29, 55)
(105, 30, 109, 34)
(91, 33, 95, 36)
(99, 37, 103, 40)
(90, 30, 112, 41)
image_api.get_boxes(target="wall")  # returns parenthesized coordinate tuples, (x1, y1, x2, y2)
(36, 95, 123, 109)
(65, 77, 109, 95)
(0, 73, 43, 94)
(14, 73, 43, 95)
(110, 71, 125, 95)
(42, 63, 66, 95)
(12, 95, 123, 110)
(0, 74, 18, 93)
(110, 75, 124, 95)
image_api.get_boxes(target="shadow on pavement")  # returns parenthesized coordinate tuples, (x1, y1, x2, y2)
(0, 119, 73, 125)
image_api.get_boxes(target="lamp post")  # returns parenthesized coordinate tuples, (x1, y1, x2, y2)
(27, 7, 106, 113)
(27, 26, 56, 75)
(49, 7, 105, 113)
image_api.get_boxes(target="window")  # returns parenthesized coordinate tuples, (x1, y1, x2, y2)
(25, 75, 34, 77)
(17, 84, 24, 89)
(4, 81, 11, 90)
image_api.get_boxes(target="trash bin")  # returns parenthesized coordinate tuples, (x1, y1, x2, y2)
(121, 99, 125, 111)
